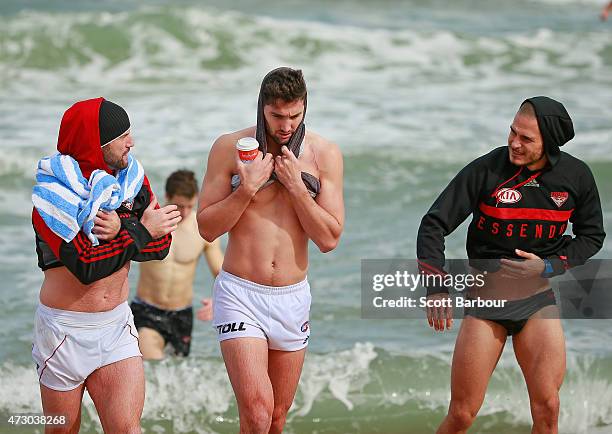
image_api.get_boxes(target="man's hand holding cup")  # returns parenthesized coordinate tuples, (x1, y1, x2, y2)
(235, 137, 274, 197)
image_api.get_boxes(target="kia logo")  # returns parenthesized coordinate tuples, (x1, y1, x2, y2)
(496, 188, 522, 204)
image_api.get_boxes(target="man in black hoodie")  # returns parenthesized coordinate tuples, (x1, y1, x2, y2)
(417, 97, 605, 433)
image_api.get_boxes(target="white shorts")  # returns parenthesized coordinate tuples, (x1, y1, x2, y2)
(32, 302, 141, 391)
(213, 270, 312, 351)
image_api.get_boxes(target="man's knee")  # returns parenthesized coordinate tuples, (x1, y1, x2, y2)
(120, 425, 141, 434)
(531, 395, 560, 425)
(102, 420, 141, 434)
(447, 402, 478, 431)
(45, 423, 80, 434)
(140, 344, 164, 360)
(270, 401, 292, 429)
(240, 396, 273, 433)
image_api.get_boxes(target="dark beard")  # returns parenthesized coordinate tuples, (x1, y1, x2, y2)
(102, 147, 128, 170)
(265, 121, 291, 146)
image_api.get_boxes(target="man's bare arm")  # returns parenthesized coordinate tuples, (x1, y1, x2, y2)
(197, 135, 273, 242)
(203, 238, 224, 277)
(275, 142, 344, 252)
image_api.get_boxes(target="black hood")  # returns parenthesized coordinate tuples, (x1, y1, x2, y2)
(522, 96, 574, 167)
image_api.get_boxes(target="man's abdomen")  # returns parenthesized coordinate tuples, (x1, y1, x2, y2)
(223, 185, 309, 286)
(136, 260, 197, 309)
(40, 265, 130, 312)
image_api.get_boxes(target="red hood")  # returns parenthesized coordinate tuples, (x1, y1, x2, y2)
(57, 97, 112, 178)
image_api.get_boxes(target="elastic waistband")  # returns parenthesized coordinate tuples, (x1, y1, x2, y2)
(132, 296, 192, 313)
(219, 269, 308, 295)
(37, 301, 130, 327)
(506, 288, 556, 306)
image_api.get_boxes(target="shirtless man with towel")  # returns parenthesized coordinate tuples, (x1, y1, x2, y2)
(198, 67, 345, 434)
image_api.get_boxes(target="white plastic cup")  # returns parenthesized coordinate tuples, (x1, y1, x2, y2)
(236, 137, 259, 163)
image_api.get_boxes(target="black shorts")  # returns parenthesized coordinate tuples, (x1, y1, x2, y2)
(464, 289, 557, 336)
(130, 298, 193, 356)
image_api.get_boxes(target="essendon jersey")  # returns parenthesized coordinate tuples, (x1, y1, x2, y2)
(417, 146, 605, 290)
(31, 98, 171, 285)
(33, 176, 172, 284)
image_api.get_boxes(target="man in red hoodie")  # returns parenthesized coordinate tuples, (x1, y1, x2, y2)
(31, 98, 180, 433)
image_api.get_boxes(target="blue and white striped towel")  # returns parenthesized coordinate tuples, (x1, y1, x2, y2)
(32, 153, 144, 245)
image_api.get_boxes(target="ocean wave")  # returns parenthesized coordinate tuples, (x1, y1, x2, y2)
(1, 343, 610, 433)
(1, 6, 611, 89)
(2, 6, 611, 165)
(529, 0, 602, 5)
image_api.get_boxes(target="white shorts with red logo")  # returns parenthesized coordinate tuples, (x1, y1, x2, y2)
(212, 270, 311, 351)
(32, 302, 141, 391)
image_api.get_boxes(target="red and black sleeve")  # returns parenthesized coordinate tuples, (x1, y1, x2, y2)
(416, 155, 488, 294)
(545, 163, 606, 276)
(32, 208, 148, 285)
(127, 175, 172, 262)
(32, 175, 171, 284)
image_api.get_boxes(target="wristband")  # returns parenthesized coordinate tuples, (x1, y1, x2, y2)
(541, 258, 554, 278)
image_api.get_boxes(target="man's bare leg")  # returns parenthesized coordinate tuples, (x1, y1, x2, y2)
(513, 307, 565, 434)
(221, 338, 274, 434)
(40, 383, 85, 434)
(85, 356, 145, 434)
(437, 316, 508, 434)
(138, 327, 165, 360)
(268, 348, 306, 434)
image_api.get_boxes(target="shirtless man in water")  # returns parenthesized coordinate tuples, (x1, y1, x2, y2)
(31, 98, 179, 433)
(198, 67, 344, 434)
(132, 170, 224, 359)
